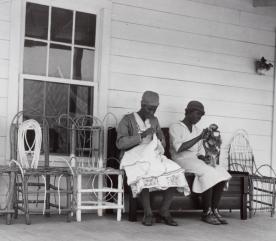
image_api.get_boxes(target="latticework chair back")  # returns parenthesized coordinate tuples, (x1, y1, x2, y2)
(10, 111, 74, 224)
(58, 114, 104, 170)
(58, 114, 124, 221)
(10, 111, 50, 170)
(74, 115, 104, 170)
(250, 164, 276, 216)
(228, 129, 255, 174)
(228, 129, 276, 217)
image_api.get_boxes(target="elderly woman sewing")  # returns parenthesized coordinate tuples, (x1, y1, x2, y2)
(117, 91, 189, 226)
(169, 101, 231, 225)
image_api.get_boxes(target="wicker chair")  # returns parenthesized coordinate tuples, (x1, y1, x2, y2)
(0, 165, 17, 224)
(59, 114, 124, 221)
(10, 112, 74, 224)
(228, 129, 276, 217)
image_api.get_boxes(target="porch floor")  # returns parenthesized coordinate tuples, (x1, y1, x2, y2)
(0, 211, 275, 241)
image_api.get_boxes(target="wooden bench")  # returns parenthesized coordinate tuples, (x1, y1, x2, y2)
(126, 171, 248, 221)
(107, 127, 249, 221)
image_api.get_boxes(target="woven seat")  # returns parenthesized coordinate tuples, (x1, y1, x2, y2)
(10, 112, 74, 224)
(228, 129, 276, 217)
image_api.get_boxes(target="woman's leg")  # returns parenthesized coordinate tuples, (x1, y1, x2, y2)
(201, 187, 221, 225)
(140, 188, 152, 217)
(160, 187, 174, 216)
(212, 181, 226, 209)
(211, 181, 228, 224)
(156, 187, 178, 226)
(140, 189, 153, 226)
(201, 188, 212, 212)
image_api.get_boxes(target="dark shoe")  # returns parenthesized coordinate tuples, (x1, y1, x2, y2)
(212, 209, 228, 225)
(142, 215, 153, 226)
(201, 211, 221, 225)
(156, 213, 178, 226)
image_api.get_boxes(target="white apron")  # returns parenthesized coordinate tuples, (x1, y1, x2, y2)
(120, 114, 190, 197)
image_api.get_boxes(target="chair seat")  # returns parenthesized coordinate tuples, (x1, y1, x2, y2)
(75, 167, 124, 175)
(22, 166, 73, 176)
(0, 165, 18, 173)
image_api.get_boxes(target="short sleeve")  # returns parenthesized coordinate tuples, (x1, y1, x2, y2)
(169, 123, 188, 152)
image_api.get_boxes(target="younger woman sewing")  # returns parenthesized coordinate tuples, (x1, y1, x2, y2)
(169, 101, 231, 225)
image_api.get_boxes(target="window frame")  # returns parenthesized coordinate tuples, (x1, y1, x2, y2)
(7, 0, 111, 161)
(19, 1, 99, 116)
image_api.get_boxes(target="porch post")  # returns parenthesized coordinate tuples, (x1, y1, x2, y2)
(6, 0, 24, 162)
(271, 30, 276, 169)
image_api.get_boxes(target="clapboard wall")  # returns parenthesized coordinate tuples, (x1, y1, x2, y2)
(0, 0, 10, 164)
(108, 0, 276, 167)
(0, 0, 276, 168)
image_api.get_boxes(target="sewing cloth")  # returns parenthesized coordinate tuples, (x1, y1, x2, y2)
(169, 121, 231, 193)
(118, 113, 190, 197)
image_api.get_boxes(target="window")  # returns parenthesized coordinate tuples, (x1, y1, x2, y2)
(22, 2, 98, 154)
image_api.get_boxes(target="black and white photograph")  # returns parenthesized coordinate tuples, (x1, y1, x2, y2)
(0, 0, 276, 240)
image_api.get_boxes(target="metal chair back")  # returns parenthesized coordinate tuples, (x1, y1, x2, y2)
(228, 129, 255, 174)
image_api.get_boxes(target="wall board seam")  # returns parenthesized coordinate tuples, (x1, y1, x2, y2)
(112, 19, 275, 48)
(112, 2, 276, 32)
(111, 52, 274, 77)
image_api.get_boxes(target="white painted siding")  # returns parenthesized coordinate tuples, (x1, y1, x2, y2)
(0, 0, 10, 164)
(108, 0, 276, 168)
(0, 0, 275, 169)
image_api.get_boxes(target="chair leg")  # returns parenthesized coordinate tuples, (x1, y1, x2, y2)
(13, 175, 20, 219)
(76, 174, 82, 222)
(66, 176, 72, 222)
(45, 175, 51, 217)
(271, 182, 276, 217)
(241, 194, 247, 220)
(117, 174, 123, 221)
(97, 174, 103, 217)
(248, 180, 254, 219)
(23, 177, 31, 225)
(6, 171, 16, 225)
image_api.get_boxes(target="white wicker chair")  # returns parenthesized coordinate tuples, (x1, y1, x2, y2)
(59, 114, 124, 221)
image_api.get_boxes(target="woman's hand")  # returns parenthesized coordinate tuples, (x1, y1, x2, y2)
(201, 128, 210, 140)
(141, 127, 155, 138)
(198, 155, 211, 165)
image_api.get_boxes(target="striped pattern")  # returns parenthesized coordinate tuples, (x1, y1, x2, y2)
(108, 0, 276, 167)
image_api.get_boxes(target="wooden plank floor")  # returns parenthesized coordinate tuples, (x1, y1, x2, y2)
(0, 212, 275, 241)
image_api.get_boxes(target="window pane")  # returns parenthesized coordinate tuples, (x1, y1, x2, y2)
(73, 48, 94, 81)
(23, 79, 44, 115)
(23, 81, 94, 155)
(25, 2, 49, 40)
(75, 12, 96, 47)
(51, 7, 73, 43)
(48, 44, 71, 78)
(69, 85, 93, 115)
(45, 82, 69, 154)
(23, 40, 47, 75)
(45, 82, 69, 116)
